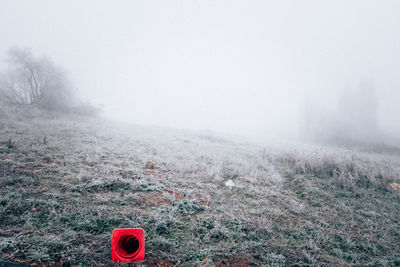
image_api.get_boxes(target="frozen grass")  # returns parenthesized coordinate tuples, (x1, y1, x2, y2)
(1, 105, 400, 266)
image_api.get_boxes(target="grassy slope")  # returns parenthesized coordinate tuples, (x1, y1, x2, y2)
(1, 107, 400, 266)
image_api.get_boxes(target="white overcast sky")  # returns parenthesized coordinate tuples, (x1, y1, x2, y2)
(0, 0, 399, 138)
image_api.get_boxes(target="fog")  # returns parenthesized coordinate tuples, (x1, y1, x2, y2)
(1, 0, 400, 141)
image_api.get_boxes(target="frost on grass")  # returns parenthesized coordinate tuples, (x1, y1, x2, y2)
(1, 106, 400, 266)
(273, 143, 399, 189)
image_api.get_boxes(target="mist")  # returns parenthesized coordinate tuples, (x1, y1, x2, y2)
(1, 0, 400, 142)
(3, 2, 400, 265)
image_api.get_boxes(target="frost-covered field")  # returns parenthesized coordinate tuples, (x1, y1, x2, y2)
(1, 106, 400, 266)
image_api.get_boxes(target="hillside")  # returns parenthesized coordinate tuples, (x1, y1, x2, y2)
(1, 106, 400, 266)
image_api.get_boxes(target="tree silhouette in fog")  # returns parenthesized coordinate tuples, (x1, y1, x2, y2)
(303, 81, 380, 143)
(333, 82, 379, 141)
(0, 47, 72, 111)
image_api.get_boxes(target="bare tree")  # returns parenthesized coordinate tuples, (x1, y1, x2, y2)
(0, 47, 73, 110)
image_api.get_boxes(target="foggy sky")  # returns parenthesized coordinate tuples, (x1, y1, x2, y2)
(1, 0, 400, 139)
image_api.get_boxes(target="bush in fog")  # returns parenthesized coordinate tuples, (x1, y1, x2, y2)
(72, 102, 102, 117)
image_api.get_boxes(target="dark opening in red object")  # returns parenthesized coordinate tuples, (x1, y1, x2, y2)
(112, 228, 145, 262)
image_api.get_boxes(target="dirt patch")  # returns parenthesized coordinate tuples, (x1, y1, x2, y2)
(190, 190, 212, 206)
(140, 189, 184, 206)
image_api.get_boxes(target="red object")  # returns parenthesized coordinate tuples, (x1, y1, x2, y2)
(112, 228, 145, 262)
